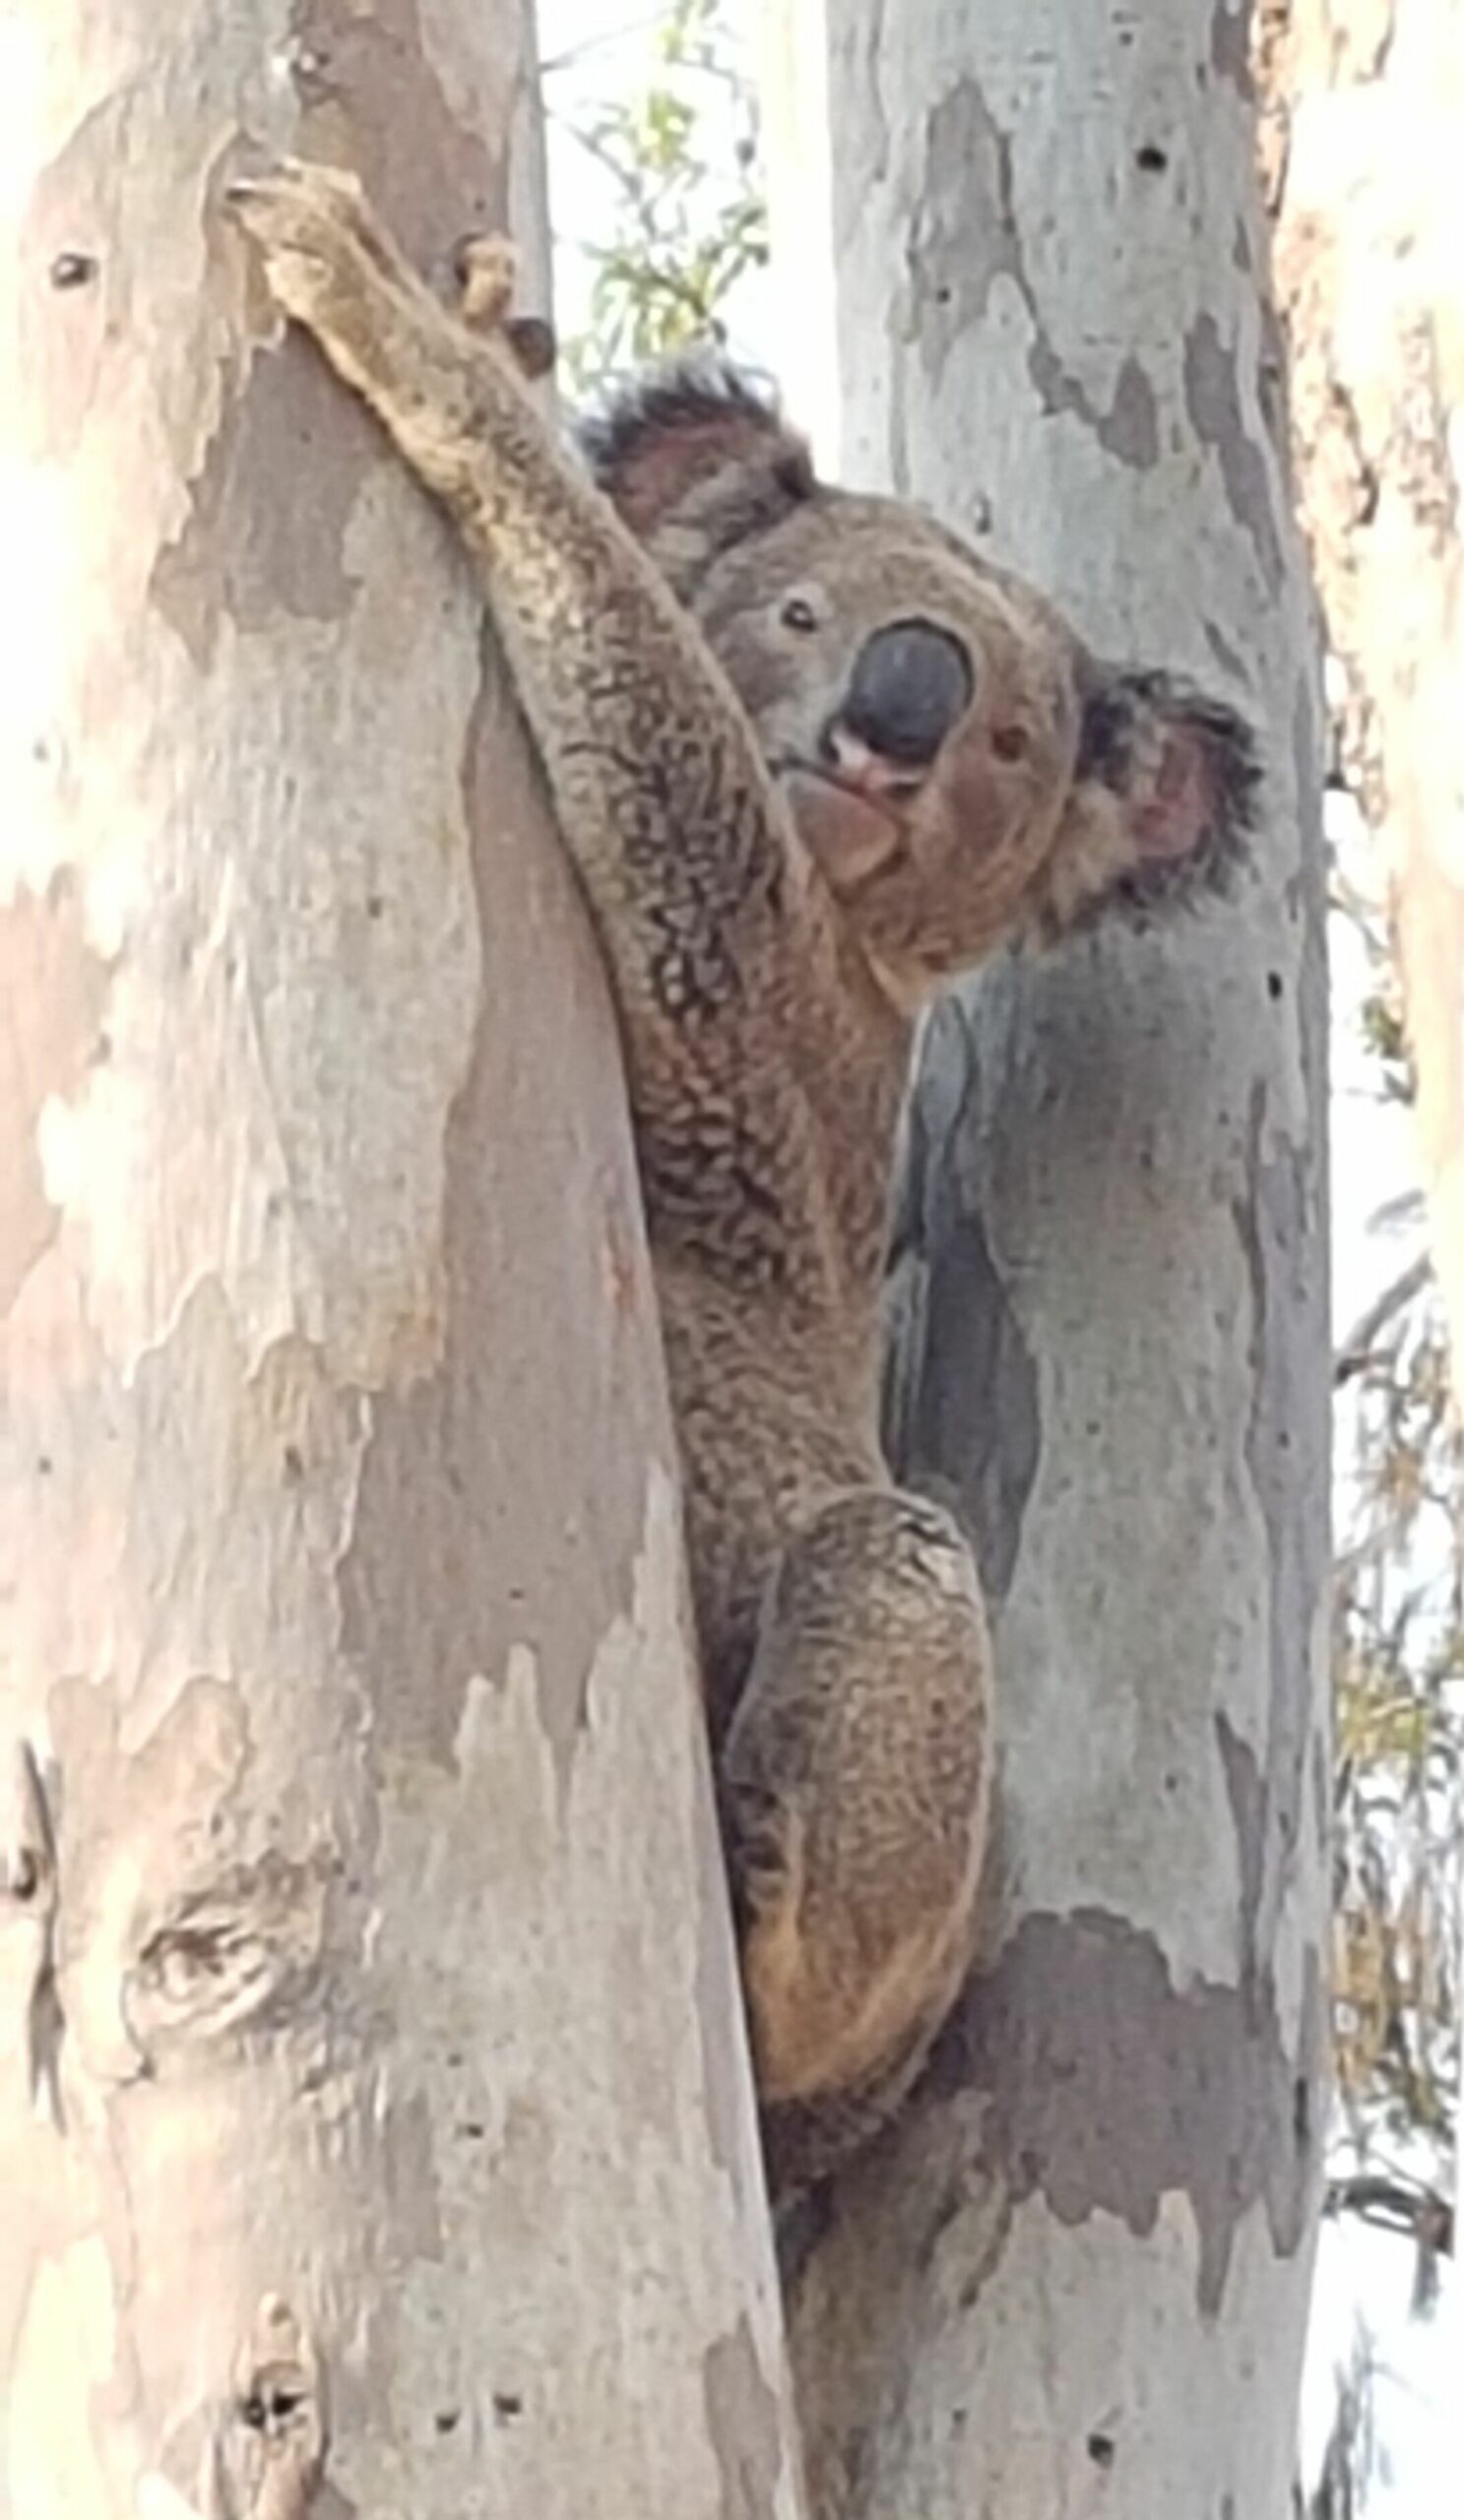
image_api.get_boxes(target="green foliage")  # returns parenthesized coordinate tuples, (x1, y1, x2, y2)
(1358, 990, 1410, 1095)
(542, 0, 768, 391)
(1329, 873, 1460, 2227)
(1333, 1276, 1462, 2175)
(1332, 868, 1416, 1104)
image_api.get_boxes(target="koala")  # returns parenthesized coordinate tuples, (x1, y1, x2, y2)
(226, 163, 1255, 2194)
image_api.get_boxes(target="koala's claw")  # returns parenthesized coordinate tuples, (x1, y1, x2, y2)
(224, 155, 413, 331)
(225, 156, 370, 248)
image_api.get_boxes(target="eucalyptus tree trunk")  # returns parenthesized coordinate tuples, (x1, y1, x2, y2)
(1261, 0, 1464, 2317)
(761, 5, 1330, 2513)
(1263, 6, 1464, 1383)
(0, 7, 799, 2511)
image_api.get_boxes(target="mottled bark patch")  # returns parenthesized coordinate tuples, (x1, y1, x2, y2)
(1209, 1, 1255, 94)
(1204, 615, 1251, 687)
(17, 94, 129, 465)
(1027, 345, 1161, 471)
(0, 873, 111, 1309)
(338, 671, 662, 1779)
(152, 346, 374, 663)
(158, 0, 514, 664)
(912, 78, 1022, 346)
(1232, 1073, 1328, 1984)
(932, 1906, 1322, 2315)
(287, 0, 504, 271)
(1183, 314, 1286, 595)
(703, 2317, 787, 2520)
(914, 81, 1159, 472)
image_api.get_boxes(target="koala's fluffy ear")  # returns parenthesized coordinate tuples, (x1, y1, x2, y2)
(1041, 666, 1260, 938)
(580, 358, 816, 593)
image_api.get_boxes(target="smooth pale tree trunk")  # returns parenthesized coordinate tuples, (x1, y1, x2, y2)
(760, 5, 1330, 2514)
(1261, 0, 1464, 2312)
(1261, 1, 1464, 1408)
(0, 7, 801, 2512)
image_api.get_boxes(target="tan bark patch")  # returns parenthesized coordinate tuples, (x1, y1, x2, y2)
(0, 874, 111, 1311)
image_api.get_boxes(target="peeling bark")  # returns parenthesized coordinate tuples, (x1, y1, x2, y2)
(0, 7, 801, 2510)
(761, 4, 1330, 2512)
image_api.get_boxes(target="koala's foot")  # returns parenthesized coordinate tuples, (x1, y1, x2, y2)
(721, 1486, 992, 2188)
(763, 2029, 937, 2201)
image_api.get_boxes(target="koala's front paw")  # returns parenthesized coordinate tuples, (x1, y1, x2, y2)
(225, 156, 413, 331)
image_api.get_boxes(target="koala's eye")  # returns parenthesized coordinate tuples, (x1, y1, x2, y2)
(780, 596, 820, 634)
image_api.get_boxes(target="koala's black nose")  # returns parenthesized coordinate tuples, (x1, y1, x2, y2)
(837, 620, 975, 768)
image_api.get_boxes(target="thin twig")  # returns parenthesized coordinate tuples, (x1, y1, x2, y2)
(1325, 2171, 1451, 2243)
(1335, 1253, 1432, 1386)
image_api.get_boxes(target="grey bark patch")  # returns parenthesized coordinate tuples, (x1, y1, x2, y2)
(1183, 315, 1286, 595)
(914, 81, 1159, 472)
(1209, 1, 1254, 94)
(1231, 1080, 1328, 1989)
(1027, 343, 1162, 471)
(152, 351, 373, 665)
(911, 78, 1022, 358)
(702, 2318, 786, 2520)
(1203, 615, 1251, 687)
(1256, 294, 1294, 461)
(1105, 355, 1163, 469)
(1215, 1714, 1266, 1972)
(929, 1907, 1321, 2315)
(338, 671, 658, 1781)
(287, 0, 505, 269)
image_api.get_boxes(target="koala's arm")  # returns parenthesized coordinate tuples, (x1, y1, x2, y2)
(227, 164, 836, 1282)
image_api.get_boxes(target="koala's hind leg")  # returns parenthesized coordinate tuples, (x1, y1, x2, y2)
(762, 2034, 938, 2201)
(721, 1489, 991, 2186)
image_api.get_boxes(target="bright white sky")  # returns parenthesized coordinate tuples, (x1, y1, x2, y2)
(535, 8, 1457, 2507)
(538, 0, 772, 367)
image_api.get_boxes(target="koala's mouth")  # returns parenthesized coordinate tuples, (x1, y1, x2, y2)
(772, 757, 926, 818)
(773, 759, 923, 901)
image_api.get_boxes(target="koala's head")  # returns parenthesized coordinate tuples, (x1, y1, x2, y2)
(583, 362, 1257, 999)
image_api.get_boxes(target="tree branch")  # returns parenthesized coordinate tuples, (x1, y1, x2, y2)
(1334, 1252, 1432, 1385)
